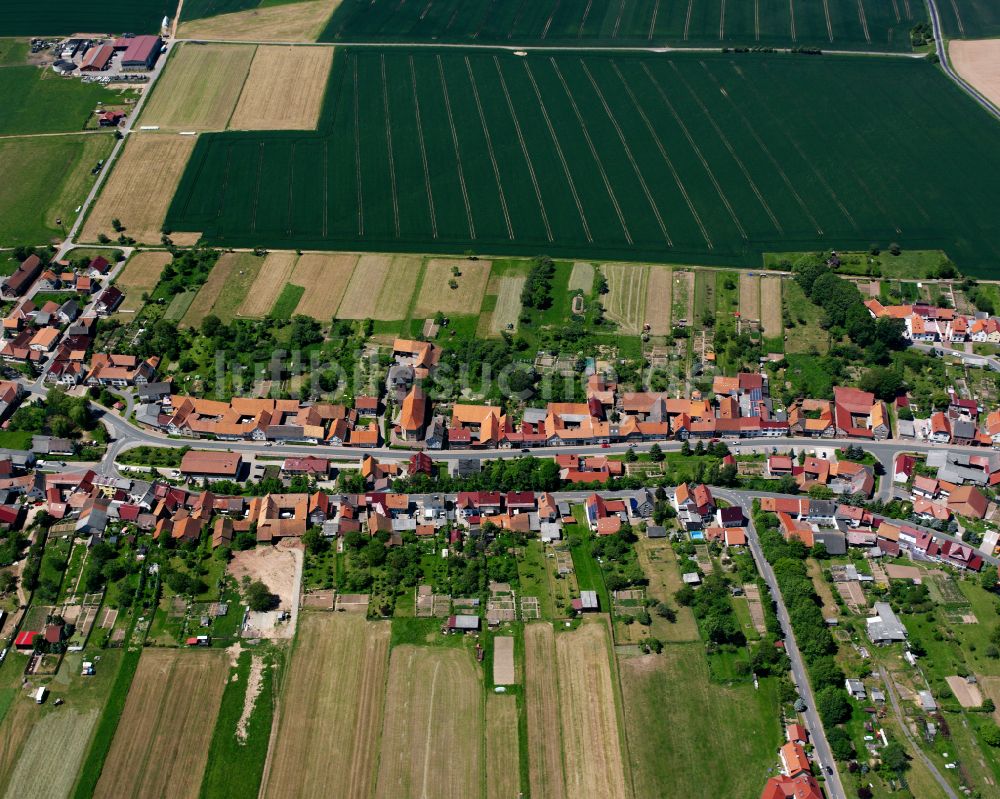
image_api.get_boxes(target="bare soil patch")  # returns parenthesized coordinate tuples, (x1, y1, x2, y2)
(946, 675, 983, 708)
(237, 251, 299, 318)
(761, 276, 783, 337)
(486, 695, 520, 799)
(555, 619, 628, 799)
(290, 252, 357, 319)
(645, 266, 672, 335)
(414, 258, 491, 317)
(374, 646, 483, 799)
(228, 540, 302, 639)
(113, 251, 170, 318)
(493, 635, 516, 685)
(489, 276, 524, 335)
(95, 649, 228, 799)
(262, 614, 389, 799)
(231, 45, 333, 130)
(568, 261, 594, 293)
(524, 623, 567, 799)
(179, 0, 342, 42)
(142, 43, 256, 131)
(336, 254, 392, 319)
(952, 39, 1000, 111)
(81, 134, 196, 245)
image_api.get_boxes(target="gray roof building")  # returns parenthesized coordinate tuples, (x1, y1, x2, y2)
(866, 602, 908, 644)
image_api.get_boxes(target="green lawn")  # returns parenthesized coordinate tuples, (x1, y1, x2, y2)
(0, 39, 27, 67)
(0, 133, 114, 245)
(268, 283, 305, 320)
(0, 430, 33, 449)
(0, 67, 126, 135)
(621, 642, 781, 799)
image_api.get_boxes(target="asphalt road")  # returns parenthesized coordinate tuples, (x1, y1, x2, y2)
(927, 0, 1000, 123)
(716, 488, 847, 799)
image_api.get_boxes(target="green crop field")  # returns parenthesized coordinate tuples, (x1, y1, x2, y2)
(320, 0, 923, 50)
(938, 0, 1000, 38)
(0, 133, 114, 245)
(0, 67, 124, 135)
(167, 50, 1000, 276)
(0, 0, 174, 36)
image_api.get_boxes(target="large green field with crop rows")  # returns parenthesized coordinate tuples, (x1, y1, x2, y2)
(166, 50, 1000, 276)
(0, 0, 173, 36)
(319, 0, 924, 50)
(937, 0, 1000, 38)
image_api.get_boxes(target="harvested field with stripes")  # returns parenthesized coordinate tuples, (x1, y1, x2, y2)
(335, 254, 393, 320)
(739, 273, 760, 323)
(230, 45, 334, 131)
(488, 276, 525, 335)
(95, 649, 228, 799)
(290, 252, 356, 319)
(486, 695, 520, 799)
(82, 134, 197, 245)
(168, 51, 1000, 276)
(645, 266, 672, 335)
(601, 262, 648, 334)
(373, 646, 482, 799)
(2, 709, 96, 799)
(321, 0, 922, 51)
(262, 614, 389, 799)
(761, 276, 784, 337)
(370, 255, 423, 320)
(524, 623, 567, 799)
(555, 619, 629, 799)
(238, 251, 299, 317)
(142, 43, 256, 131)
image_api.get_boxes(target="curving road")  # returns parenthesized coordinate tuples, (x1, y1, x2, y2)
(926, 0, 1000, 122)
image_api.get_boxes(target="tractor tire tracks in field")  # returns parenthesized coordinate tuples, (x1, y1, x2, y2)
(612, 62, 712, 249)
(550, 57, 632, 244)
(581, 60, 671, 245)
(641, 62, 747, 241)
(520, 59, 584, 241)
(494, 57, 554, 241)
(465, 57, 513, 239)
